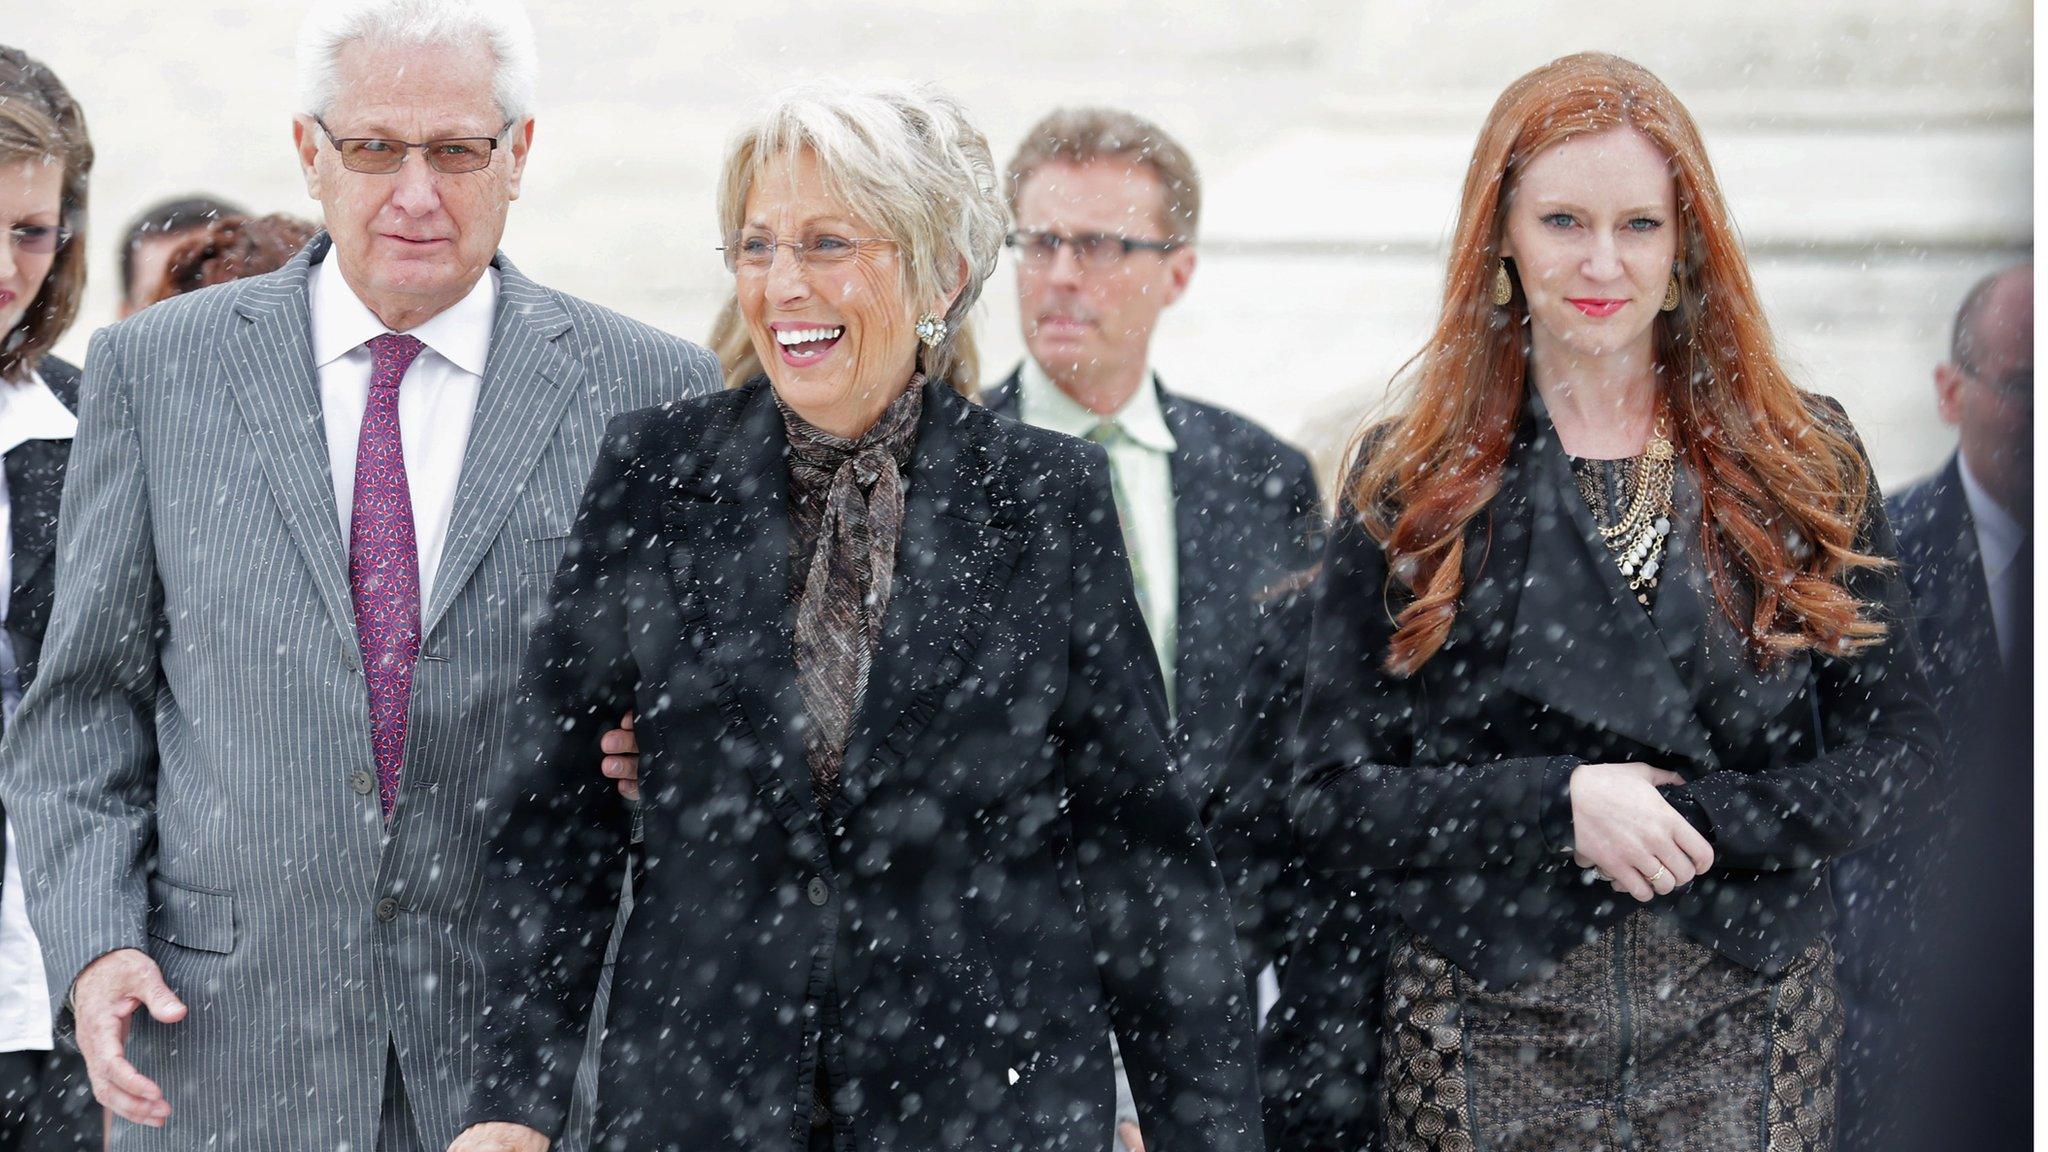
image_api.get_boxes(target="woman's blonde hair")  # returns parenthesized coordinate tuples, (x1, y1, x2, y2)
(714, 81, 1004, 394)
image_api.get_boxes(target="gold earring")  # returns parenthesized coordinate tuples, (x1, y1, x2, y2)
(915, 313, 947, 348)
(1661, 274, 1680, 313)
(1491, 259, 1514, 307)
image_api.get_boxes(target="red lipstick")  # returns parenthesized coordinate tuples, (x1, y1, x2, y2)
(1568, 298, 1627, 318)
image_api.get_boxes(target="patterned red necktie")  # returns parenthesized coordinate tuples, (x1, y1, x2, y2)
(352, 333, 426, 819)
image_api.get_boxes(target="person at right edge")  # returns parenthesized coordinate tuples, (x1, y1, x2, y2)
(1262, 52, 1939, 1152)
(1833, 263, 2032, 1152)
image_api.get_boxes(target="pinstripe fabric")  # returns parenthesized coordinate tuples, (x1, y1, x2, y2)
(0, 232, 719, 1151)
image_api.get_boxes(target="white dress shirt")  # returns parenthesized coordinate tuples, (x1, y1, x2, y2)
(0, 367, 76, 1053)
(309, 256, 496, 607)
(1956, 451, 2027, 665)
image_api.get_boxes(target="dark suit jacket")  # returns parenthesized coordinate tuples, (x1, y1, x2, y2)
(1835, 454, 2024, 1152)
(1884, 457, 2008, 708)
(5, 355, 77, 690)
(467, 378, 1263, 1150)
(981, 369, 1324, 975)
(1262, 394, 1940, 1148)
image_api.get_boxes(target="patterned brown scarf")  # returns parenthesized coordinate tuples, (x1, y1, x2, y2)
(778, 376, 925, 811)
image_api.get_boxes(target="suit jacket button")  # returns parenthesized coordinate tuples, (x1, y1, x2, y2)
(806, 877, 829, 906)
(374, 897, 400, 922)
(349, 771, 375, 796)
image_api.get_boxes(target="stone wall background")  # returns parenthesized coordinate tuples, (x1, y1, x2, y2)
(14, 0, 2033, 487)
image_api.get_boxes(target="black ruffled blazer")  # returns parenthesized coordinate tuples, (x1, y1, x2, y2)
(467, 377, 1264, 1151)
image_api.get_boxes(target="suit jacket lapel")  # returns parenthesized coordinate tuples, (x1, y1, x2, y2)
(1162, 392, 1219, 745)
(13, 357, 78, 596)
(978, 367, 1022, 421)
(1496, 403, 1718, 767)
(6, 438, 64, 597)
(1928, 460, 2003, 689)
(661, 383, 815, 835)
(36, 356, 80, 411)
(835, 381, 1024, 818)
(219, 241, 361, 650)
(419, 256, 582, 638)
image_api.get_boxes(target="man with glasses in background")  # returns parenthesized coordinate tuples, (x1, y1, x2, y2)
(0, 2, 716, 1149)
(979, 108, 1324, 1152)
(1835, 263, 2032, 1152)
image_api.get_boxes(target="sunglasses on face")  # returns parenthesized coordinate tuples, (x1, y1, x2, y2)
(6, 224, 71, 254)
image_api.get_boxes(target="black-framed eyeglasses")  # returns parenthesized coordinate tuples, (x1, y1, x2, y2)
(314, 116, 515, 174)
(718, 232, 900, 274)
(1005, 228, 1181, 269)
(5, 224, 71, 255)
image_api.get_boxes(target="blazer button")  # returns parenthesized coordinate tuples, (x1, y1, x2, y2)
(374, 897, 400, 922)
(349, 771, 375, 796)
(806, 877, 829, 907)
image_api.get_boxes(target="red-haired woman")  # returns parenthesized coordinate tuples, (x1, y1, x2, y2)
(1262, 53, 1939, 1152)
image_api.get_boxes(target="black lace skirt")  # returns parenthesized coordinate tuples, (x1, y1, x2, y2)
(1380, 912, 1840, 1152)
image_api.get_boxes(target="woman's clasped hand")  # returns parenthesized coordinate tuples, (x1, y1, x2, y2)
(1567, 761, 1714, 901)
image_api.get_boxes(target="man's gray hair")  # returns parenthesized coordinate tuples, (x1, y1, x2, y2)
(296, 0, 538, 123)
(716, 81, 1007, 391)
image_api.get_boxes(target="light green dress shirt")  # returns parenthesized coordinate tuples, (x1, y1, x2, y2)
(1018, 360, 1179, 712)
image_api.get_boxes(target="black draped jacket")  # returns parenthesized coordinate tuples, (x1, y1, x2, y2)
(1263, 393, 1940, 1147)
(465, 378, 1263, 1151)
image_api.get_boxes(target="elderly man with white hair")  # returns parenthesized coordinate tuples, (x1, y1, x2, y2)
(0, 1, 718, 1148)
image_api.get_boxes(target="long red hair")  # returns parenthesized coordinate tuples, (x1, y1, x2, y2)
(1351, 52, 1887, 676)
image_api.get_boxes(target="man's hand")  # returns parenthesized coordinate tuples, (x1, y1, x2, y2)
(599, 711, 639, 801)
(448, 1121, 551, 1151)
(72, 948, 186, 1127)
(1117, 1120, 1146, 1151)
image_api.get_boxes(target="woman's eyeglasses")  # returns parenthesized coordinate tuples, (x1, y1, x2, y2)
(719, 233, 900, 273)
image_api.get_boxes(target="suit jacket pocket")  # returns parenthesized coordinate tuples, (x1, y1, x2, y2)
(147, 876, 236, 954)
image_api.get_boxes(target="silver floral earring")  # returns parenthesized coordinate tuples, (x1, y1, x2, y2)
(914, 313, 947, 348)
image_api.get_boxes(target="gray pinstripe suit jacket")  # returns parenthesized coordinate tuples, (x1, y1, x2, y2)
(0, 233, 719, 1150)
